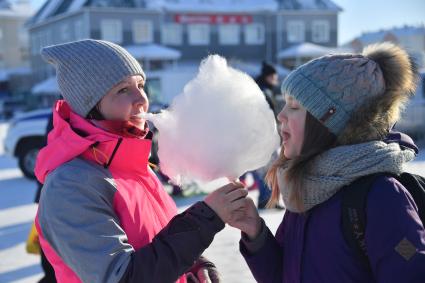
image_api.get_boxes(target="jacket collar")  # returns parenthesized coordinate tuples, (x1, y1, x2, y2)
(35, 100, 152, 183)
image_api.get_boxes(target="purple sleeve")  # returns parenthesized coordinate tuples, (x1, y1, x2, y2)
(365, 176, 425, 283)
(239, 218, 284, 283)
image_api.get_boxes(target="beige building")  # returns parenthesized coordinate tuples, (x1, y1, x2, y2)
(345, 25, 425, 68)
(0, 0, 32, 70)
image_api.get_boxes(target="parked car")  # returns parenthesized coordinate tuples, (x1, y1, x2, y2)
(3, 102, 168, 179)
(394, 70, 425, 138)
(3, 108, 51, 179)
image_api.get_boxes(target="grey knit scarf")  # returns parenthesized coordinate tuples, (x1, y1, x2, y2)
(277, 141, 416, 213)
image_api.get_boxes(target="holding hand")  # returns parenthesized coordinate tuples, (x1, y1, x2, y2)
(228, 197, 262, 240)
(204, 182, 248, 224)
(204, 182, 262, 240)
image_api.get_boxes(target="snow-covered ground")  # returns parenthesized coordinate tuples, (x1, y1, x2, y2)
(0, 121, 424, 282)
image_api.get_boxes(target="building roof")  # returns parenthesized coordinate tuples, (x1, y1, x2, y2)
(125, 44, 181, 60)
(0, 67, 31, 82)
(277, 42, 337, 59)
(0, 0, 33, 17)
(32, 76, 59, 94)
(147, 0, 278, 13)
(27, 0, 341, 26)
(345, 25, 425, 46)
(278, 0, 342, 11)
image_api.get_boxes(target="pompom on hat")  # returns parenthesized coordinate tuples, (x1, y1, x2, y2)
(41, 39, 145, 117)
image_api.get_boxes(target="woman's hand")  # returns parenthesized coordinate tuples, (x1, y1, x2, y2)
(204, 182, 247, 224)
(228, 197, 262, 240)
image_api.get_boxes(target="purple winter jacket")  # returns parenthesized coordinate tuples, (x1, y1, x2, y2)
(240, 137, 425, 282)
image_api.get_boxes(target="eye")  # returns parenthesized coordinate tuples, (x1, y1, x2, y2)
(117, 87, 128, 94)
(138, 83, 144, 90)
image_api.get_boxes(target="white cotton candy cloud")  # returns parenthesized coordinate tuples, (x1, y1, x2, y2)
(143, 55, 280, 184)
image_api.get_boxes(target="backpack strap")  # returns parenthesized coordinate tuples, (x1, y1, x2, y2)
(341, 173, 383, 273)
(398, 172, 425, 224)
(342, 172, 425, 274)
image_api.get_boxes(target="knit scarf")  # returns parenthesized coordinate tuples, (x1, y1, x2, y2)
(277, 141, 416, 213)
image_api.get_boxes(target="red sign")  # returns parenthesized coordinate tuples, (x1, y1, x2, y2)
(174, 14, 253, 24)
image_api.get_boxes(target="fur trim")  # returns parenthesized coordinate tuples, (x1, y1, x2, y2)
(337, 42, 419, 145)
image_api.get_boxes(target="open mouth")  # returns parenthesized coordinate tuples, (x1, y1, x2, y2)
(281, 130, 290, 143)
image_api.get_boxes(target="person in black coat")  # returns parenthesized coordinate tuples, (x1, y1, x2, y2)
(34, 112, 56, 283)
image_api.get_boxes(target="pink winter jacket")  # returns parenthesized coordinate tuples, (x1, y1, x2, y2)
(34, 101, 224, 283)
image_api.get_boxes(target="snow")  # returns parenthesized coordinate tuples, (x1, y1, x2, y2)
(346, 25, 425, 46)
(125, 43, 181, 60)
(229, 60, 290, 77)
(0, 120, 424, 282)
(32, 0, 61, 24)
(147, 0, 278, 12)
(67, 0, 87, 13)
(287, 0, 342, 11)
(0, 68, 31, 82)
(31, 76, 59, 95)
(277, 42, 339, 59)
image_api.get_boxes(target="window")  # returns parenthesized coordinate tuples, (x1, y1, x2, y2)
(74, 20, 85, 40)
(312, 20, 330, 43)
(18, 27, 28, 47)
(188, 24, 210, 45)
(244, 24, 265, 45)
(218, 24, 240, 45)
(31, 33, 38, 55)
(100, 19, 123, 43)
(133, 20, 153, 44)
(161, 24, 182, 45)
(60, 24, 70, 42)
(287, 20, 305, 43)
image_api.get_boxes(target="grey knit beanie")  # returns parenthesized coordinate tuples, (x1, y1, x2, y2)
(281, 53, 386, 136)
(41, 39, 145, 117)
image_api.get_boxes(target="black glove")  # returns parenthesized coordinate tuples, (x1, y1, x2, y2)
(187, 256, 221, 283)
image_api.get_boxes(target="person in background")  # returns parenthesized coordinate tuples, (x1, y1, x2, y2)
(34, 112, 55, 283)
(255, 61, 280, 115)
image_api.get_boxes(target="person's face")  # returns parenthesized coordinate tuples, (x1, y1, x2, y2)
(277, 94, 306, 159)
(265, 73, 279, 87)
(98, 75, 148, 129)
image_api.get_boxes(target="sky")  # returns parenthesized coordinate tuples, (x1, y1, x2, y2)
(29, 0, 425, 45)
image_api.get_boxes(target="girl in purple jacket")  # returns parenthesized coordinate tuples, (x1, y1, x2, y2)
(230, 43, 425, 282)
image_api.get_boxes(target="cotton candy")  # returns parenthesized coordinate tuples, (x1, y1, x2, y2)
(143, 55, 280, 184)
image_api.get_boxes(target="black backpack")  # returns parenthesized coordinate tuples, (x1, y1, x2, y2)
(341, 172, 425, 272)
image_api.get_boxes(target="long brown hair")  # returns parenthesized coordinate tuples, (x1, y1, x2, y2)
(266, 112, 336, 210)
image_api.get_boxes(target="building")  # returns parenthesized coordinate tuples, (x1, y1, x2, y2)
(345, 25, 425, 68)
(27, 0, 342, 83)
(0, 0, 34, 116)
(0, 0, 32, 70)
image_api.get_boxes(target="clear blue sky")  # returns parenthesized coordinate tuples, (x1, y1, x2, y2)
(30, 0, 425, 45)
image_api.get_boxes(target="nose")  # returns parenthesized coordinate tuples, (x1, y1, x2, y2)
(133, 88, 148, 109)
(277, 105, 287, 123)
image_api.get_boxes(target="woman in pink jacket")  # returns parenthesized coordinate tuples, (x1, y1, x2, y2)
(35, 39, 248, 283)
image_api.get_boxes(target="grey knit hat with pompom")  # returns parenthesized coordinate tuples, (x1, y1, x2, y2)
(281, 42, 417, 138)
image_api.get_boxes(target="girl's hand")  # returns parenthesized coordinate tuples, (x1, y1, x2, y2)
(204, 182, 247, 224)
(228, 197, 262, 240)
